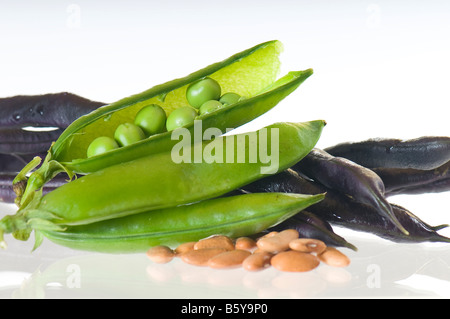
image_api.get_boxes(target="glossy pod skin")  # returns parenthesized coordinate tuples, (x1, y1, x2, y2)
(17, 41, 313, 206)
(0, 128, 64, 155)
(291, 148, 407, 234)
(0, 92, 105, 129)
(373, 161, 450, 196)
(243, 169, 450, 244)
(38, 192, 325, 253)
(324, 136, 450, 170)
(0, 120, 325, 246)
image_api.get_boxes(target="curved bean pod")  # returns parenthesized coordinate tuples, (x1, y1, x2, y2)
(385, 178, 450, 196)
(291, 148, 407, 234)
(242, 169, 450, 244)
(38, 192, 325, 253)
(324, 136, 450, 170)
(0, 128, 63, 155)
(373, 161, 450, 196)
(0, 92, 104, 129)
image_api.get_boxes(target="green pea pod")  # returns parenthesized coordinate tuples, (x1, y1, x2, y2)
(0, 120, 325, 248)
(38, 192, 325, 253)
(16, 40, 313, 207)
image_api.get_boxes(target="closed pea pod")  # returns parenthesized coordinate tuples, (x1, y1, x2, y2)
(0, 120, 325, 247)
(16, 40, 314, 207)
(37, 192, 325, 253)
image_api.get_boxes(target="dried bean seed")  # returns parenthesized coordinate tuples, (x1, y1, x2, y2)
(242, 251, 273, 272)
(271, 250, 320, 272)
(318, 247, 350, 267)
(257, 229, 299, 253)
(289, 238, 327, 254)
(235, 237, 257, 251)
(174, 241, 196, 255)
(180, 248, 227, 266)
(146, 245, 175, 264)
(194, 235, 235, 251)
(208, 249, 252, 269)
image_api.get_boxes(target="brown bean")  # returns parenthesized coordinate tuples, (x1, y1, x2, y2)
(261, 231, 278, 238)
(256, 229, 299, 253)
(235, 237, 257, 251)
(146, 245, 175, 264)
(174, 241, 196, 255)
(271, 250, 320, 272)
(289, 238, 327, 254)
(242, 251, 273, 272)
(318, 247, 351, 267)
(208, 250, 252, 269)
(180, 248, 227, 266)
(194, 235, 235, 251)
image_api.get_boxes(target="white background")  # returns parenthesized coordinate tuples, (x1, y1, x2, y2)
(0, 0, 449, 298)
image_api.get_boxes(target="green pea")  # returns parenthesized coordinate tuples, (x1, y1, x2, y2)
(166, 106, 198, 131)
(87, 136, 119, 158)
(134, 104, 167, 136)
(186, 77, 221, 109)
(219, 92, 241, 106)
(199, 100, 223, 116)
(114, 123, 146, 147)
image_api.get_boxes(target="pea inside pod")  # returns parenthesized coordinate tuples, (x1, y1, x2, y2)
(16, 40, 314, 207)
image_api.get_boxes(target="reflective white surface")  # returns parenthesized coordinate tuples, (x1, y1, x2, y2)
(1, 0, 449, 299)
(1, 217, 450, 299)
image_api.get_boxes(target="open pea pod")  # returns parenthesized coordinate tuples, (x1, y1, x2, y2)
(14, 40, 313, 207)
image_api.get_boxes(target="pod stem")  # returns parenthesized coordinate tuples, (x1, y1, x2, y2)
(18, 149, 75, 208)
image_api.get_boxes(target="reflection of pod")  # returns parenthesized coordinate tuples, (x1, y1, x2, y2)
(40, 192, 324, 253)
(0, 121, 325, 249)
(18, 40, 314, 206)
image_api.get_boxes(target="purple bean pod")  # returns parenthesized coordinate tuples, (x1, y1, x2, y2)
(373, 161, 450, 196)
(242, 169, 450, 244)
(291, 148, 408, 235)
(324, 136, 450, 170)
(0, 92, 105, 129)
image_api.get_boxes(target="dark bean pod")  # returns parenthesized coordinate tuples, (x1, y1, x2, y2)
(324, 136, 450, 170)
(0, 153, 39, 172)
(373, 161, 450, 196)
(269, 210, 358, 251)
(242, 169, 450, 244)
(0, 92, 105, 129)
(0, 128, 64, 155)
(385, 178, 450, 196)
(291, 148, 407, 234)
